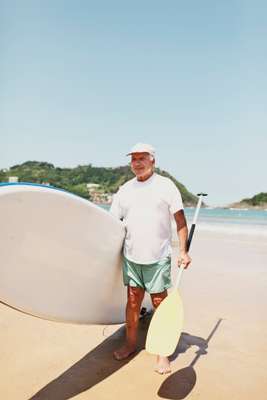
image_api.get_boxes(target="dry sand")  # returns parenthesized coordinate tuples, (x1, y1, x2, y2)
(1, 231, 267, 399)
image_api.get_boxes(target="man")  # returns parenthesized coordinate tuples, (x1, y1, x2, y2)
(110, 143, 191, 374)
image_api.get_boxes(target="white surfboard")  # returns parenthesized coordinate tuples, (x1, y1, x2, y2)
(0, 183, 151, 324)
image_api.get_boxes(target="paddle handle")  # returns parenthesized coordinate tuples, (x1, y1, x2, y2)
(174, 193, 207, 290)
(174, 264, 185, 289)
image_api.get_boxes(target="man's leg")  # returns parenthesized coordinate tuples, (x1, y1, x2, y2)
(150, 290, 171, 374)
(113, 286, 145, 360)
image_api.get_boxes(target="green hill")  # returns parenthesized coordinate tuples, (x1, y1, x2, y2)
(230, 192, 267, 209)
(0, 161, 198, 205)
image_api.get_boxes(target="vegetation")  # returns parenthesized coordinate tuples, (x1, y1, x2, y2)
(1, 160, 198, 205)
(229, 192, 267, 209)
(239, 192, 267, 208)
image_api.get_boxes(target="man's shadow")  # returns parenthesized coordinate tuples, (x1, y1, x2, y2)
(28, 313, 152, 400)
(158, 319, 223, 399)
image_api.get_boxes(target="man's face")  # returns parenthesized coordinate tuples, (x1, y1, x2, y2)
(130, 152, 154, 180)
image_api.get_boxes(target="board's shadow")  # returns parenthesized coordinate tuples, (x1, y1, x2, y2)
(28, 313, 151, 400)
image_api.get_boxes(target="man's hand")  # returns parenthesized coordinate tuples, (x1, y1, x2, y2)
(178, 252, 191, 269)
(174, 210, 192, 269)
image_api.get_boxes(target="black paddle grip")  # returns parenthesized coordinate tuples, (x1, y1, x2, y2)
(186, 223, 196, 252)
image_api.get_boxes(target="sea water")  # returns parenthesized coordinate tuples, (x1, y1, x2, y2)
(185, 208, 267, 238)
(99, 204, 267, 238)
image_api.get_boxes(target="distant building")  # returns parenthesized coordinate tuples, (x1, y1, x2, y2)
(8, 176, 19, 183)
(86, 183, 112, 204)
(86, 183, 101, 191)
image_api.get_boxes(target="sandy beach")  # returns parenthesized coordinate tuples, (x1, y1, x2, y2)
(1, 230, 267, 400)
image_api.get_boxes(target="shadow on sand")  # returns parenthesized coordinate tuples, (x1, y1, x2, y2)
(29, 316, 222, 400)
(28, 313, 152, 400)
(158, 319, 223, 399)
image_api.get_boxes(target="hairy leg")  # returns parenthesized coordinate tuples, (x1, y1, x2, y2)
(150, 290, 171, 374)
(113, 286, 145, 360)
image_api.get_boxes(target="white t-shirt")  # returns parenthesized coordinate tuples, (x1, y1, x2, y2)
(110, 173, 183, 264)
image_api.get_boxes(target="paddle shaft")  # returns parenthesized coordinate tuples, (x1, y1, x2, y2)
(174, 192, 207, 289)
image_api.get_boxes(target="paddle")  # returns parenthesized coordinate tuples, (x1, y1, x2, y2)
(145, 193, 207, 356)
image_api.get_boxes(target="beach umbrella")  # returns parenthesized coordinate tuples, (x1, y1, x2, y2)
(145, 193, 207, 357)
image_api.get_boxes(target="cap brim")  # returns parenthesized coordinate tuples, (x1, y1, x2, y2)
(126, 151, 154, 156)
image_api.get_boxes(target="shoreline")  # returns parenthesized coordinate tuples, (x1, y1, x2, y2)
(225, 205, 267, 211)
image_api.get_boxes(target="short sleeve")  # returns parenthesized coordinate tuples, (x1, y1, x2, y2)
(168, 181, 184, 214)
(110, 191, 123, 220)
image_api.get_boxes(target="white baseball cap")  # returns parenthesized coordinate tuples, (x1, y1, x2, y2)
(126, 143, 155, 157)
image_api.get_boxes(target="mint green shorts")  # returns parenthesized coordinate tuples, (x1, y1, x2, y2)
(123, 256, 172, 294)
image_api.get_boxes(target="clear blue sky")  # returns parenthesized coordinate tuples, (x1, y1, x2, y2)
(1, 1, 266, 206)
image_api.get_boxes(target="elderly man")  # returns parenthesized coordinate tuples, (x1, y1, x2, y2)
(110, 143, 191, 374)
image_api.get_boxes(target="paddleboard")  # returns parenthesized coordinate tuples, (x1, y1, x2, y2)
(0, 183, 151, 324)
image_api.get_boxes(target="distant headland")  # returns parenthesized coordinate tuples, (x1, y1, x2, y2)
(2, 161, 265, 210)
(0, 161, 198, 206)
(228, 192, 267, 210)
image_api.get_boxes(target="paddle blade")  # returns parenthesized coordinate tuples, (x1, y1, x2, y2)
(145, 290, 184, 356)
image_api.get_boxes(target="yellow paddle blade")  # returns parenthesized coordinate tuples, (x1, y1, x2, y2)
(145, 289, 184, 357)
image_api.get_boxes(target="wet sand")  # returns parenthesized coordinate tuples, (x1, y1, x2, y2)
(1, 231, 267, 399)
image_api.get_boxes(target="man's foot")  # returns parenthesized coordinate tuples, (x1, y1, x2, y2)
(113, 344, 136, 361)
(154, 356, 171, 374)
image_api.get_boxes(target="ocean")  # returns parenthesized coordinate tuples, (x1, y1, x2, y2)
(99, 205, 267, 238)
(184, 207, 267, 238)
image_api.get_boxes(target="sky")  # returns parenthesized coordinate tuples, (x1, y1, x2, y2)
(1, 0, 266, 206)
